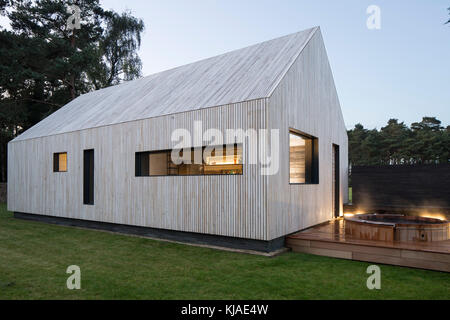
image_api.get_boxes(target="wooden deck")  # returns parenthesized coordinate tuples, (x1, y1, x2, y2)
(286, 218, 450, 272)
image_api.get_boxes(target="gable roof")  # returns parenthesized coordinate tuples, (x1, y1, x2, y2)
(13, 27, 318, 141)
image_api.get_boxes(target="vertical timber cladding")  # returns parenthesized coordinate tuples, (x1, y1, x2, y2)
(267, 29, 349, 239)
(352, 164, 450, 209)
(7, 27, 349, 243)
(7, 99, 269, 240)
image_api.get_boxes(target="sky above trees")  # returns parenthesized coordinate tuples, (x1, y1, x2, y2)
(96, 0, 450, 130)
(2, 1, 449, 129)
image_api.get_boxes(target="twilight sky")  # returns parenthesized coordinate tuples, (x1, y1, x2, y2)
(3, 0, 450, 129)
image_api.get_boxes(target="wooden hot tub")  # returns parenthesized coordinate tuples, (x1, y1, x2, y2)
(344, 214, 449, 242)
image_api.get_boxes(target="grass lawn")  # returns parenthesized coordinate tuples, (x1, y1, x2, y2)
(0, 203, 448, 300)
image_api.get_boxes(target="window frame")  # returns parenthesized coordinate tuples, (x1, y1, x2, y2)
(83, 149, 94, 205)
(135, 144, 244, 177)
(289, 128, 319, 185)
(53, 152, 68, 173)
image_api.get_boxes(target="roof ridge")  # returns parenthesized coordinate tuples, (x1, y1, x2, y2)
(267, 26, 319, 98)
(141, 27, 320, 81)
(77, 27, 320, 99)
(12, 27, 320, 142)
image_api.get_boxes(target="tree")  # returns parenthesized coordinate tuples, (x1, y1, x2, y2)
(362, 129, 383, 165)
(0, 0, 7, 12)
(347, 123, 368, 165)
(88, 11, 144, 89)
(3, 0, 144, 101)
(0, 0, 145, 181)
(411, 117, 443, 132)
(410, 117, 446, 164)
(379, 119, 410, 164)
(347, 117, 449, 167)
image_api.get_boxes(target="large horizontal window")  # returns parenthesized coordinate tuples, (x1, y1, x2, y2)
(289, 130, 318, 184)
(53, 152, 67, 172)
(136, 144, 243, 176)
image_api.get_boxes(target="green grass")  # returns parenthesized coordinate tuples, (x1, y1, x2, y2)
(0, 203, 448, 300)
(349, 187, 352, 203)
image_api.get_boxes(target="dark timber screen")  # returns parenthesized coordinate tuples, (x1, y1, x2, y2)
(352, 164, 450, 209)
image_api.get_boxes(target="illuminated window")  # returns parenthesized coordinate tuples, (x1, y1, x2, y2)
(136, 144, 243, 176)
(53, 152, 67, 172)
(203, 145, 243, 175)
(289, 130, 318, 184)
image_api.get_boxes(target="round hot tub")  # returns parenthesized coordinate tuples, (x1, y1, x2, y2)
(344, 214, 449, 242)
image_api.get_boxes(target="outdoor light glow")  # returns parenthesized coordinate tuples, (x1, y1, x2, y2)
(344, 211, 366, 218)
(419, 213, 447, 221)
(344, 213, 354, 217)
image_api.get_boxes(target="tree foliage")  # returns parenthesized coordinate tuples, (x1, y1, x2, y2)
(0, 0, 144, 181)
(348, 117, 450, 166)
(89, 10, 144, 89)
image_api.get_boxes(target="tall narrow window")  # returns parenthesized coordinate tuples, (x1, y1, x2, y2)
(83, 149, 94, 205)
(289, 130, 319, 184)
(53, 152, 67, 172)
(135, 144, 243, 176)
(333, 144, 340, 218)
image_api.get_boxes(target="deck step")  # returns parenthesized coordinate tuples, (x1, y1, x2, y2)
(286, 237, 450, 273)
(286, 237, 450, 272)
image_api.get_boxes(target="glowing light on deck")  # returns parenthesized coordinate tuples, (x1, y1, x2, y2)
(344, 213, 354, 217)
(419, 213, 447, 221)
(344, 211, 366, 218)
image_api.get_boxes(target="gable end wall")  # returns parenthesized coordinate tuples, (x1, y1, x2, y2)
(267, 30, 349, 240)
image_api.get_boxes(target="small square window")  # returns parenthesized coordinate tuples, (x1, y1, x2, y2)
(53, 152, 67, 172)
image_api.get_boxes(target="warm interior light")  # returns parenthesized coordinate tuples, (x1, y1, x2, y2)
(205, 155, 242, 166)
(59, 153, 67, 172)
(289, 134, 306, 147)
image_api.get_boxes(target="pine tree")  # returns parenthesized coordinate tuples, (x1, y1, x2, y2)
(0, 0, 144, 181)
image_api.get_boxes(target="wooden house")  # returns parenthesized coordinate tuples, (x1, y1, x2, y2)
(8, 27, 348, 252)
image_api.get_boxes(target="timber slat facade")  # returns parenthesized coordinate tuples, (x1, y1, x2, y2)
(8, 27, 348, 247)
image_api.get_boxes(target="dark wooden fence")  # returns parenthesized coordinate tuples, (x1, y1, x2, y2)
(352, 164, 450, 209)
